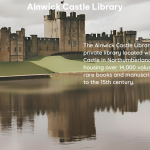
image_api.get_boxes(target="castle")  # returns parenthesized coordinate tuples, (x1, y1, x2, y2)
(0, 9, 149, 62)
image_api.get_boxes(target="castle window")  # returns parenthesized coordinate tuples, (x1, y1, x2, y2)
(68, 40, 70, 45)
(8, 47, 10, 51)
(19, 47, 21, 52)
(28, 46, 30, 52)
(72, 41, 76, 47)
(14, 47, 17, 52)
(0, 48, 1, 51)
(128, 40, 131, 43)
(47, 46, 48, 50)
(39, 46, 42, 50)
(72, 33, 74, 37)
(53, 47, 55, 50)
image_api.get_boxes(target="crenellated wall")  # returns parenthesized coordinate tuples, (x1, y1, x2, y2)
(38, 38, 59, 56)
(25, 36, 59, 59)
(86, 32, 113, 52)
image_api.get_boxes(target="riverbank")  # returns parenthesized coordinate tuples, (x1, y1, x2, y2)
(0, 71, 149, 81)
(0, 74, 50, 81)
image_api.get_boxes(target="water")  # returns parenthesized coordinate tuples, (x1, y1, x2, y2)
(0, 76, 150, 150)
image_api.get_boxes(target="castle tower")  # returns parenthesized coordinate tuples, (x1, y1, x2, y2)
(44, 9, 86, 52)
(0, 27, 11, 62)
(113, 27, 137, 59)
(123, 31, 136, 59)
(0, 27, 25, 62)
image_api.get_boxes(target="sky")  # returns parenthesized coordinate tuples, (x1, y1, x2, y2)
(0, 0, 149, 39)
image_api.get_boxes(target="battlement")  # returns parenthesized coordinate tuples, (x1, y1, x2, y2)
(70, 12, 76, 18)
(124, 31, 137, 35)
(116, 31, 123, 36)
(16, 28, 25, 37)
(66, 13, 85, 20)
(77, 14, 85, 20)
(137, 37, 150, 42)
(49, 9, 55, 19)
(44, 9, 56, 20)
(57, 11, 66, 19)
(44, 10, 85, 21)
(86, 33, 113, 40)
(38, 38, 59, 43)
(112, 27, 123, 36)
(44, 15, 51, 20)
(112, 28, 136, 36)
(0, 27, 11, 32)
(25, 36, 59, 43)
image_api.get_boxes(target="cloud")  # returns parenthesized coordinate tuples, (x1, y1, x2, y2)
(0, 0, 149, 38)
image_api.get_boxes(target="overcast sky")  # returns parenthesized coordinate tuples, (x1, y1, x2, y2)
(0, 0, 149, 39)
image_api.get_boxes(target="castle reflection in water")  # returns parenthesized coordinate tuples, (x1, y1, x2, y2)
(0, 77, 150, 142)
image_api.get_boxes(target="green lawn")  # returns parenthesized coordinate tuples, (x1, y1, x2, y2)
(0, 61, 52, 76)
(31, 56, 150, 73)
(0, 56, 150, 76)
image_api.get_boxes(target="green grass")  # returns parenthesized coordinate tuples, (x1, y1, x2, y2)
(0, 56, 150, 76)
(0, 61, 52, 76)
(31, 56, 150, 73)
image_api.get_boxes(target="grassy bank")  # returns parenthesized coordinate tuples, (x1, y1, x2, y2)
(0, 56, 150, 76)
(0, 61, 52, 76)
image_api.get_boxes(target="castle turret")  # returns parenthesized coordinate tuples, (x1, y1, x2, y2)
(57, 11, 66, 19)
(30, 35, 38, 57)
(113, 30, 116, 35)
(44, 9, 86, 52)
(77, 14, 85, 21)
(49, 9, 55, 19)
(70, 12, 76, 18)
(8, 27, 11, 32)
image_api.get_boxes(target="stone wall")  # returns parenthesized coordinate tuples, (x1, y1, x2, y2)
(0, 27, 25, 62)
(0, 27, 10, 62)
(44, 10, 86, 53)
(25, 36, 59, 59)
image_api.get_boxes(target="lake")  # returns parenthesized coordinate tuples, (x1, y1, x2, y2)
(0, 76, 150, 150)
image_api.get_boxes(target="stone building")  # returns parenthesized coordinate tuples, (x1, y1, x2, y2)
(44, 10, 86, 52)
(0, 27, 25, 62)
(0, 9, 149, 62)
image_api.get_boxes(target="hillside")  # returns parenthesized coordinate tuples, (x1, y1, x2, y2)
(0, 56, 150, 76)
